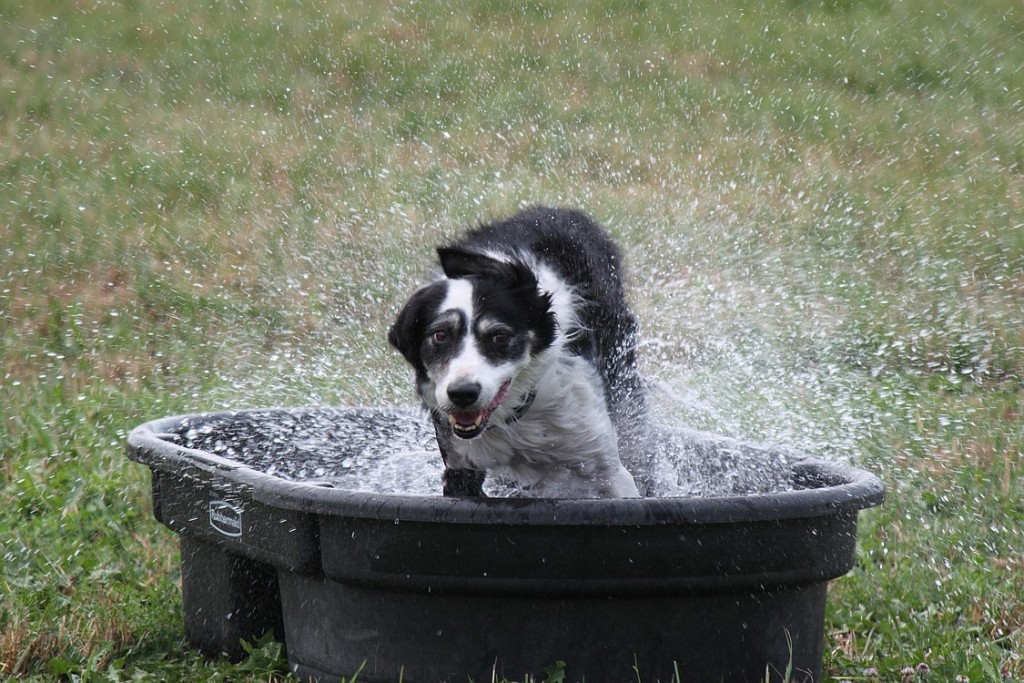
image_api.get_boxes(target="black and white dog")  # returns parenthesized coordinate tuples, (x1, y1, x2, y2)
(388, 207, 651, 498)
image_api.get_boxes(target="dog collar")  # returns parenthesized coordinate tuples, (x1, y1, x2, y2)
(504, 388, 538, 425)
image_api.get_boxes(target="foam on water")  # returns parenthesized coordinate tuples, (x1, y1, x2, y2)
(179, 408, 441, 495)
(174, 406, 794, 498)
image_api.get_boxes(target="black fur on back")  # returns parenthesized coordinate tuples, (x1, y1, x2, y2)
(445, 206, 650, 449)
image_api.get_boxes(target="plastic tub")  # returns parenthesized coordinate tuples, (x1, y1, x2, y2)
(126, 407, 883, 683)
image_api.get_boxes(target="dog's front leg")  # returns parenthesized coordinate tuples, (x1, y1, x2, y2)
(434, 424, 487, 497)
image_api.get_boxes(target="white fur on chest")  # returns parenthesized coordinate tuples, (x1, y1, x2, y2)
(446, 356, 638, 498)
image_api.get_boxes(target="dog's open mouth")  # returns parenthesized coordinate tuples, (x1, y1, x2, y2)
(447, 380, 511, 439)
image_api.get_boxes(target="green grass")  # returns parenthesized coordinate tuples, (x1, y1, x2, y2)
(2, 0, 1022, 680)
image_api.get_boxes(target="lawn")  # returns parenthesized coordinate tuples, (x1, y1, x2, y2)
(2, 0, 1022, 680)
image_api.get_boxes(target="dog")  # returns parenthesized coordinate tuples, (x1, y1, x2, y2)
(388, 207, 651, 498)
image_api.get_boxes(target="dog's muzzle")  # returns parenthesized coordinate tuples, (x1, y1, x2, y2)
(446, 380, 511, 439)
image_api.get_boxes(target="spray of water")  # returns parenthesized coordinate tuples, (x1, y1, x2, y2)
(182, 202, 889, 498)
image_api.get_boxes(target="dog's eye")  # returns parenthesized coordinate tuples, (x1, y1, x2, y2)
(431, 330, 448, 344)
(490, 332, 511, 346)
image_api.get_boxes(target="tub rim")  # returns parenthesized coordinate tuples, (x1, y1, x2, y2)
(126, 406, 885, 526)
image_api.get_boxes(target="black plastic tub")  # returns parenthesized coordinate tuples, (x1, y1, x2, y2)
(126, 407, 883, 683)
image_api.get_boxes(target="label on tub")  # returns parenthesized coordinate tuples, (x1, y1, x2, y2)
(208, 499, 244, 538)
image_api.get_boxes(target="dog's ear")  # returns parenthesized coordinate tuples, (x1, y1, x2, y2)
(437, 247, 537, 291)
(388, 282, 444, 368)
(437, 247, 505, 280)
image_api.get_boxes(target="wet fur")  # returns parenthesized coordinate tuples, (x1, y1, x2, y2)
(388, 206, 651, 498)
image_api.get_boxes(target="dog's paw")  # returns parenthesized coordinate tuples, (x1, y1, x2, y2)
(442, 467, 487, 497)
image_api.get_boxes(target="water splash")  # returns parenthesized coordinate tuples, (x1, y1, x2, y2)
(174, 189, 911, 500)
(173, 406, 793, 498)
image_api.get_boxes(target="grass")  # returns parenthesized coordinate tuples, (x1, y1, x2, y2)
(2, 0, 1022, 680)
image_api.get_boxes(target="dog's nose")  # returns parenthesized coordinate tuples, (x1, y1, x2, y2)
(447, 381, 481, 408)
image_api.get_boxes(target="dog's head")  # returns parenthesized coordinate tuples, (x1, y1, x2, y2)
(389, 248, 556, 439)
